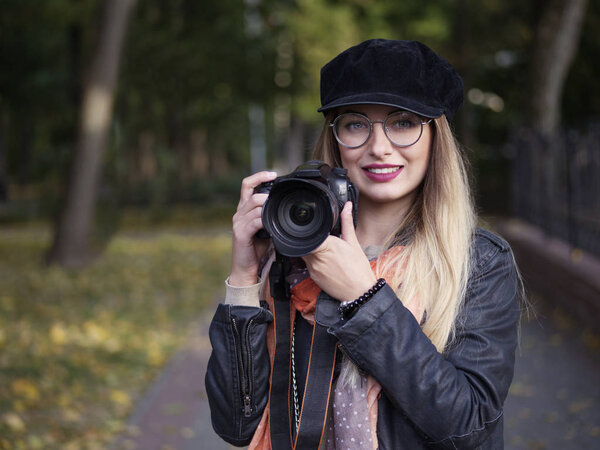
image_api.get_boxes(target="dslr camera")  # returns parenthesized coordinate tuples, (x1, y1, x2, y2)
(255, 160, 358, 257)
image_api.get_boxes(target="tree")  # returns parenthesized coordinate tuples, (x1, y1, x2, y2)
(47, 0, 136, 267)
(530, 0, 588, 138)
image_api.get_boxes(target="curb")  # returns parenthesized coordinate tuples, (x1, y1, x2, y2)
(494, 218, 600, 334)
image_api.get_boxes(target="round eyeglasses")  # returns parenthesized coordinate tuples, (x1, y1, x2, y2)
(330, 111, 433, 149)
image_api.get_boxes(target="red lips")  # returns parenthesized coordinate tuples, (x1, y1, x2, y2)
(362, 164, 403, 182)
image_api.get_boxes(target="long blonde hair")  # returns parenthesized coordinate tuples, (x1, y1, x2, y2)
(313, 112, 476, 352)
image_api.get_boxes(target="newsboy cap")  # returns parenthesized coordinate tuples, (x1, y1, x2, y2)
(318, 39, 464, 119)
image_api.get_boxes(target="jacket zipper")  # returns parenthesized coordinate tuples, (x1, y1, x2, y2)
(244, 318, 255, 416)
(231, 317, 253, 417)
(338, 342, 362, 370)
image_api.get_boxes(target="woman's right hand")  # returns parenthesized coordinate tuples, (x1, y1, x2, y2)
(229, 171, 278, 287)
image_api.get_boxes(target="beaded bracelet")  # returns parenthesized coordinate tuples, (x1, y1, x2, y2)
(338, 278, 387, 319)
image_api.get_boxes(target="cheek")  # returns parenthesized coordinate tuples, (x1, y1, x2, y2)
(340, 151, 361, 172)
(404, 140, 431, 178)
(413, 152, 430, 176)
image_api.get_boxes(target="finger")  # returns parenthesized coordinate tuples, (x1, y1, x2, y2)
(236, 192, 268, 214)
(301, 237, 330, 266)
(239, 171, 277, 205)
(340, 202, 359, 244)
(233, 207, 265, 240)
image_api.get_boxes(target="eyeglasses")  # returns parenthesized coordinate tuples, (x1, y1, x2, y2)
(330, 111, 432, 149)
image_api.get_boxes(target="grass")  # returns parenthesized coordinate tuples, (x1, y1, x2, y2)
(0, 215, 233, 449)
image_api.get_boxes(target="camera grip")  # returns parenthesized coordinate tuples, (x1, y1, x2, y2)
(255, 228, 269, 239)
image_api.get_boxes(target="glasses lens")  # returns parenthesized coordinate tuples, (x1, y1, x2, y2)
(385, 112, 424, 147)
(334, 113, 370, 148)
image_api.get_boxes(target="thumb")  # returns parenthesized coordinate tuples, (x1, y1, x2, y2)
(340, 202, 358, 244)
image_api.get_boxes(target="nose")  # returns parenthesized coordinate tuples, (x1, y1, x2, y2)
(368, 120, 393, 157)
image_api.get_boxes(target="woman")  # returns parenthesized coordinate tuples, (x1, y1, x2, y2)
(206, 39, 521, 449)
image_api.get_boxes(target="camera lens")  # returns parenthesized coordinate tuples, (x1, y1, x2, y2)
(289, 202, 315, 226)
(277, 191, 324, 239)
(262, 179, 337, 257)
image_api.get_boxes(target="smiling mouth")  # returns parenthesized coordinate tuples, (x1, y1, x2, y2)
(365, 166, 402, 174)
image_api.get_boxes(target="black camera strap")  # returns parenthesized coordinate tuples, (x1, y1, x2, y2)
(268, 252, 338, 450)
(269, 253, 293, 449)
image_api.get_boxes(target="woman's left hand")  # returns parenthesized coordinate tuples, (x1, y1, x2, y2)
(302, 202, 377, 302)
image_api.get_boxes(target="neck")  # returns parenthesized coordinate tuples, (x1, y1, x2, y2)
(355, 197, 412, 247)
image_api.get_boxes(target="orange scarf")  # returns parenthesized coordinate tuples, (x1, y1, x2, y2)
(249, 246, 422, 449)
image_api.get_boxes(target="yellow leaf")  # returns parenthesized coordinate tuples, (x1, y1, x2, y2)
(84, 321, 109, 343)
(11, 379, 40, 401)
(105, 337, 122, 353)
(49, 323, 68, 345)
(109, 389, 131, 407)
(568, 399, 593, 414)
(2, 412, 26, 432)
(146, 342, 165, 366)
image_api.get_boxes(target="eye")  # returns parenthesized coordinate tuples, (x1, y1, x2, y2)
(338, 114, 369, 132)
(346, 121, 367, 131)
(387, 112, 421, 130)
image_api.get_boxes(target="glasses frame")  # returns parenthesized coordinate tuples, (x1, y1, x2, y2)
(329, 112, 433, 149)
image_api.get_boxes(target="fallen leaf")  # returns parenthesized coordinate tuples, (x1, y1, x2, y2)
(110, 389, 132, 408)
(2, 412, 26, 432)
(568, 399, 593, 414)
(50, 323, 68, 345)
(11, 379, 40, 401)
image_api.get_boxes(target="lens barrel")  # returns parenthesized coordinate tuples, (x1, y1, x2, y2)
(262, 178, 339, 257)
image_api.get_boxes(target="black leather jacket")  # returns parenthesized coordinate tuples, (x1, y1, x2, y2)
(205, 228, 520, 449)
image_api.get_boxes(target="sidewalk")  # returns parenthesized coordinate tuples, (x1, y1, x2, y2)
(503, 301, 600, 449)
(112, 297, 239, 450)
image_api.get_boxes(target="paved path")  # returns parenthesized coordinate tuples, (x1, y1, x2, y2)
(114, 297, 599, 450)
(503, 300, 600, 449)
(112, 298, 239, 450)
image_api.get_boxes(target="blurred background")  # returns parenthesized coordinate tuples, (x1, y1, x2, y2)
(0, 0, 599, 449)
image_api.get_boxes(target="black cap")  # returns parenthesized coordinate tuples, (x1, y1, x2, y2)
(318, 39, 464, 119)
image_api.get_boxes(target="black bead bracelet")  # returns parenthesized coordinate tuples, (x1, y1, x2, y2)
(339, 278, 387, 319)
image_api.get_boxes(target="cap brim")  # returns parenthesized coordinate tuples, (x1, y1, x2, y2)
(318, 92, 443, 118)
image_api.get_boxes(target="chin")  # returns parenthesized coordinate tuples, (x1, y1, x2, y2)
(362, 190, 411, 205)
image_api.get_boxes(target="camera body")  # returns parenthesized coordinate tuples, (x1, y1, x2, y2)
(255, 160, 358, 257)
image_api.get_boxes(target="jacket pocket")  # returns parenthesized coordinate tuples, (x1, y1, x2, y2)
(231, 317, 255, 418)
(206, 304, 272, 446)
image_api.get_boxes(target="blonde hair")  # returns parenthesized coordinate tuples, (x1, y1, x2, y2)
(313, 113, 476, 353)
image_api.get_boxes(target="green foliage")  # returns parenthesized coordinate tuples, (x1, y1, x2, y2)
(0, 223, 231, 449)
(286, 0, 362, 120)
(2, 0, 599, 213)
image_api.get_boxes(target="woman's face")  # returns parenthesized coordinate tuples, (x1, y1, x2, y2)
(335, 104, 432, 213)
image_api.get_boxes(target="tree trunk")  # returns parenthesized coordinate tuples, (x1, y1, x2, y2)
(47, 0, 136, 267)
(0, 111, 7, 202)
(530, 0, 588, 139)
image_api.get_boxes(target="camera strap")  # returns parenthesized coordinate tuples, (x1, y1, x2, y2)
(268, 252, 338, 450)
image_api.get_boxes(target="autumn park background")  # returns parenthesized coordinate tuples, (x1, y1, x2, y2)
(1, 0, 599, 449)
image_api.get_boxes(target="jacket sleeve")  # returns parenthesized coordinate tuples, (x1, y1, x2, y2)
(204, 303, 273, 446)
(318, 234, 521, 449)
